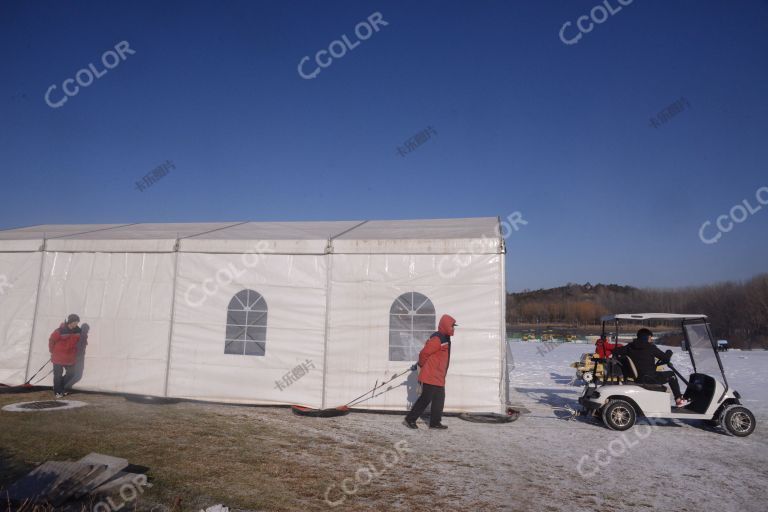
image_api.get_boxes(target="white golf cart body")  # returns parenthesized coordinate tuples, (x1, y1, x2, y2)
(579, 313, 755, 436)
(592, 380, 728, 420)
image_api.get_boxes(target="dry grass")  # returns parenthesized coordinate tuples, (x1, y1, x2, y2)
(0, 390, 428, 511)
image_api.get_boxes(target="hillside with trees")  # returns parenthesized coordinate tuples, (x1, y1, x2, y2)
(507, 274, 768, 349)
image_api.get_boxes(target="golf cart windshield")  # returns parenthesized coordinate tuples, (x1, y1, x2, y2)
(683, 320, 726, 382)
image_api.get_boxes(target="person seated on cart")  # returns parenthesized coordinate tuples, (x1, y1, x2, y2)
(613, 328, 690, 408)
(595, 335, 622, 358)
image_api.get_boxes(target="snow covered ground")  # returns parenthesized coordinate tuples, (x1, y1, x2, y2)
(4, 342, 765, 511)
(312, 342, 768, 511)
(469, 342, 768, 511)
(508, 342, 768, 417)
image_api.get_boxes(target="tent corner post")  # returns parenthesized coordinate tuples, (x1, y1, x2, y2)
(500, 239, 508, 413)
(162, 242, 181, 397)
(320, 239, 334, 409)
(23, 240, 48, 383)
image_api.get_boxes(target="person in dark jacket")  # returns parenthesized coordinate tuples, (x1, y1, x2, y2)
(49, 314, 81, 398)
(66, 322, 89, 390)
(404, 314, 456, 430)
(613, 328, 689, 407)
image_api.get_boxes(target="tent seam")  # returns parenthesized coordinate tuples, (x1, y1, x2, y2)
(329, 220, 369, 241)
(182, 221, 250, 239)
(46, 223, 139, 239)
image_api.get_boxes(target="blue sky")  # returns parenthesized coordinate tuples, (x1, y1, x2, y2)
(1, 0, 766, 292)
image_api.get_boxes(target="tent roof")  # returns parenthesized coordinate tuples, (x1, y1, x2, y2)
(333, 218, 501, 254)
(0, 218, 502, 254)
(601, 313, 708, 322)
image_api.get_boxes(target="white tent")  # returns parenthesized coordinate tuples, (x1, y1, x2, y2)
(0, 218, 507, 412)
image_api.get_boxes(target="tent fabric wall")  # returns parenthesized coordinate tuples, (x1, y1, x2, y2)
(0, 253, 42, 384)
(27, 252, 175, 395)
(166, 253, 327, 405)
(324, 253, 504, 413)
(0, 218, 506, 413)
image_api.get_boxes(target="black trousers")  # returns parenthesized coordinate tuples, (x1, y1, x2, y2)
(641, 371, 682, 399)
(53, 364, 74, 395)
(405, 383, 445, 426)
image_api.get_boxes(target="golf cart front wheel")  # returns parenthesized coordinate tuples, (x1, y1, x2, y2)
(602, 400, 636, 431)
(721, 405, 756, 437)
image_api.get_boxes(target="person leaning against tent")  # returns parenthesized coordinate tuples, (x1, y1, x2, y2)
(404, 314, 457, 430)
(49, 314, 82, 399)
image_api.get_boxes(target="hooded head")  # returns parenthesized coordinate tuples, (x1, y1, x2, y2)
(438, 314, 457, 336)
(636, 328, 653, 343)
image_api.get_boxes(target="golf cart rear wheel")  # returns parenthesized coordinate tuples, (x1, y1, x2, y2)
(721, 405, 756, 437)
(602, 400, 636, 431)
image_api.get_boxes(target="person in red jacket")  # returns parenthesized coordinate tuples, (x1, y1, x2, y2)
(404, 314, 457, 430)
(49, 314, 81, 398)
(595, 336, 622, 358)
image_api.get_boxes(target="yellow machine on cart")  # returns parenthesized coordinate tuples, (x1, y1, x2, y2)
(571, 350, 623, 383)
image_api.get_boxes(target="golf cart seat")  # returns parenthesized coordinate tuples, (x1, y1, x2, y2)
(616, 355, 668, 392)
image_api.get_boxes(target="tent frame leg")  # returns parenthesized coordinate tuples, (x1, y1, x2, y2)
(320, 239, 333, 409)
(23, 239, 47, 383)
(162, 239, 181, 397)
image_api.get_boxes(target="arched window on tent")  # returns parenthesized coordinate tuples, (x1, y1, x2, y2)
(389, 292, 436, 361)
(225, 289, 268, 356)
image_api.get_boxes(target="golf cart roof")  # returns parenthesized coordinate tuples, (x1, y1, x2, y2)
(600, 313, 708, 322)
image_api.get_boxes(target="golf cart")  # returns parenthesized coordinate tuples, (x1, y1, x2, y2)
(579, 314, 756, 437)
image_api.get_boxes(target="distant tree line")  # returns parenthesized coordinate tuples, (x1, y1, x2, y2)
(506, 274, 768, 349)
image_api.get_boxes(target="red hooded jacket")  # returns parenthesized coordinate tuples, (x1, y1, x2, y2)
(595, 337, 622, 358)
(417, 314, 456, 387)
(49, 323, 81, 366)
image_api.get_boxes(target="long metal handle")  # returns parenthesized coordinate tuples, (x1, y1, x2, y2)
(24, 359, 51, 385)
(345, 367, 413, 407)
